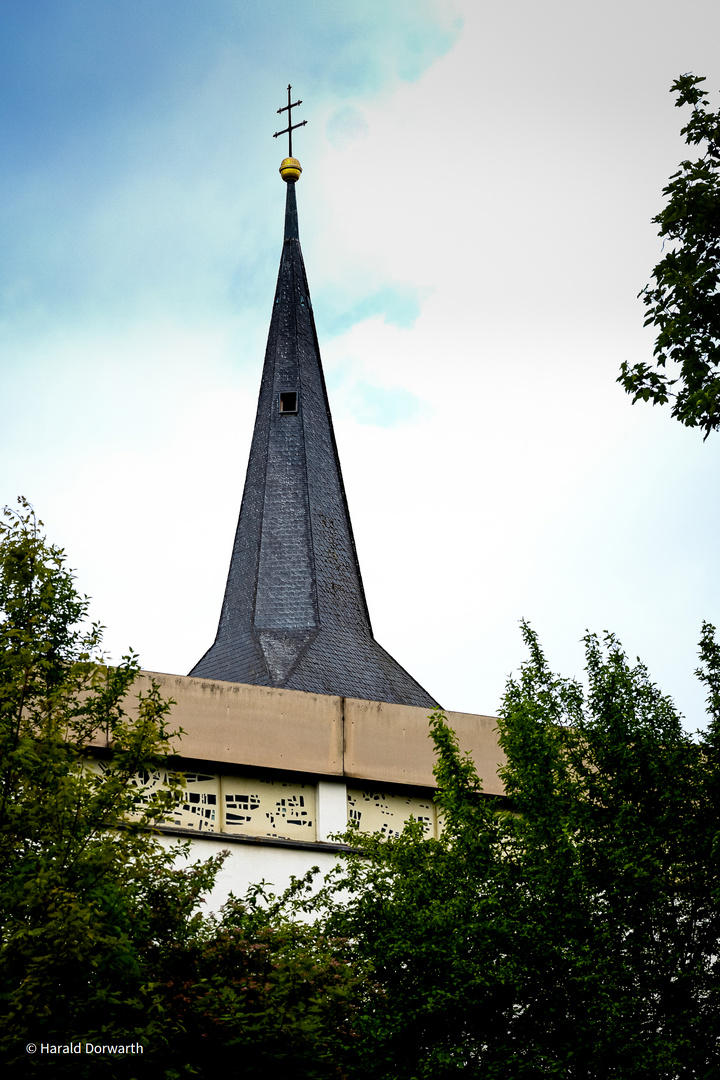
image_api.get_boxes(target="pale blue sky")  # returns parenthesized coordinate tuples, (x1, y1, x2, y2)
(2, 0, 720, 727)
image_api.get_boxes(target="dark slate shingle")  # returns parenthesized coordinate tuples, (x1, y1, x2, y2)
(190, 179, 439, 709)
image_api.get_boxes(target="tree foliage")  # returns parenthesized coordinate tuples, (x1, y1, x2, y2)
(0, 497, 193, 1066)
(619, 74, 720, 437)
(146, 877, 374, 1079)
(8, 496, 720, 1076)
(323, 621, 720, 1078)
(0, 500, 366, 1078)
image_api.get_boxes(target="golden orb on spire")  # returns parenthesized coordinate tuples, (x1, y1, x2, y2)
(279, 157, 302, 182)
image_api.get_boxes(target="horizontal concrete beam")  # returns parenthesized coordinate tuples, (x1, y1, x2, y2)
(344, 697, 506, 795)
(117, 672, 506, 796)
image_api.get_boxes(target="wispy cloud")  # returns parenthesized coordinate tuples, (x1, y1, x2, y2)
(2, 0, 720, 728)
(319, 284, 423, 337)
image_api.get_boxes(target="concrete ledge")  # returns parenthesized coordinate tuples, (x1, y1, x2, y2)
(343, 697, 506, 796)
(128, 673, 343, 775)
(122, 673, 505, 795)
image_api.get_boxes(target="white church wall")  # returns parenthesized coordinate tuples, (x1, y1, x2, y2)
(159, 832, 343, 916)
(152, 776, 439, 914)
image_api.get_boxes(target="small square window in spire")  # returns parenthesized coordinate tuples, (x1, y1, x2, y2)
(279, 391, 298, 414)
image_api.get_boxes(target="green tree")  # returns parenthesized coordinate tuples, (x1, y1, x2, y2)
(619, 74, 720, 437)
(0, 498, 369, 1078)
(146, 876, 374, 1079)
(323, 622, 720, 1078)
(0, 497, 217, 1072)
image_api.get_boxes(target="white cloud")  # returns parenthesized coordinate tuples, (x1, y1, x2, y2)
(3, 0, 720, 728)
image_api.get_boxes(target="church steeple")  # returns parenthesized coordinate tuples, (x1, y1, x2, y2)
(190, 97, 438, 709)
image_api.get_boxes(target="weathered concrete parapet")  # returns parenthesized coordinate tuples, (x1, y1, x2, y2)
(126, 673, 344, 775)
(343, 697, 506, 796)
(113, 672, 506, 797)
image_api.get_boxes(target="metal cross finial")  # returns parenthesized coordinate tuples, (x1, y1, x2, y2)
(273, 84, 307, 158)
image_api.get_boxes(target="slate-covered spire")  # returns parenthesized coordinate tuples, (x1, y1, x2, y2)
(190, 151, 438, 709)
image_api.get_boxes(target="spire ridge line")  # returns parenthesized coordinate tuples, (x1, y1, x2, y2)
(189, 93, 439, 708)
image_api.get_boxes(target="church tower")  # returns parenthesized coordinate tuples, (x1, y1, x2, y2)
(190, 90, 437, 709)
